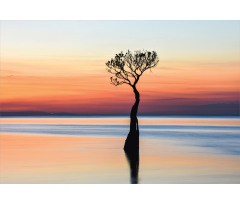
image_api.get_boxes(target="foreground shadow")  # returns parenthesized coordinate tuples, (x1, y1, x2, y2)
(124, 147, 139, 184)
(124, 130, 139, 184)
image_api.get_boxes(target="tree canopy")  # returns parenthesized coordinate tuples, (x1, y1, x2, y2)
(106, 50, 159, 87)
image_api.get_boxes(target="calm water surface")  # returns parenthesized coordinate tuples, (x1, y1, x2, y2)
(0, 116, 240, 183)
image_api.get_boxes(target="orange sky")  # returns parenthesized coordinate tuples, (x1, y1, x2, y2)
(1, 58, 239, 115)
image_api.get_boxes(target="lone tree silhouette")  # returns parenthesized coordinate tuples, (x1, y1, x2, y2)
(106, 50, 159, 151)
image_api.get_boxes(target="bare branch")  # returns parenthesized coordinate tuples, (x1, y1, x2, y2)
(106, 50, 159, 87)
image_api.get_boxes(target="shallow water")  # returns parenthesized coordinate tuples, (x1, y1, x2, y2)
(0, 116, 240, 183)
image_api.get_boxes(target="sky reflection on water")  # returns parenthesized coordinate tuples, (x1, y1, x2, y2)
(0, 116, 240, 183)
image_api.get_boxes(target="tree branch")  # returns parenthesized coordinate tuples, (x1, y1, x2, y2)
(106, 50, 159, 87)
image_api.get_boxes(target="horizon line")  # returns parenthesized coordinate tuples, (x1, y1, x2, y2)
(0, 111, 239, 117)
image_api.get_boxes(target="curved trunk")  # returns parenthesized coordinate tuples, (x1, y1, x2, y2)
(124, 85, 140, 151)
(130, 86, 140, 132)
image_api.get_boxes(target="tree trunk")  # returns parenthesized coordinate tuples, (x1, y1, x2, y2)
(124, 85, 140, 151)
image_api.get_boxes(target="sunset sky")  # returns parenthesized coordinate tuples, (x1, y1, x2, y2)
(0, 20, 239, 115)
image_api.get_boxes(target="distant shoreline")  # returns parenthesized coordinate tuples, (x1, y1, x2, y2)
(0, 111, 239, 117)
